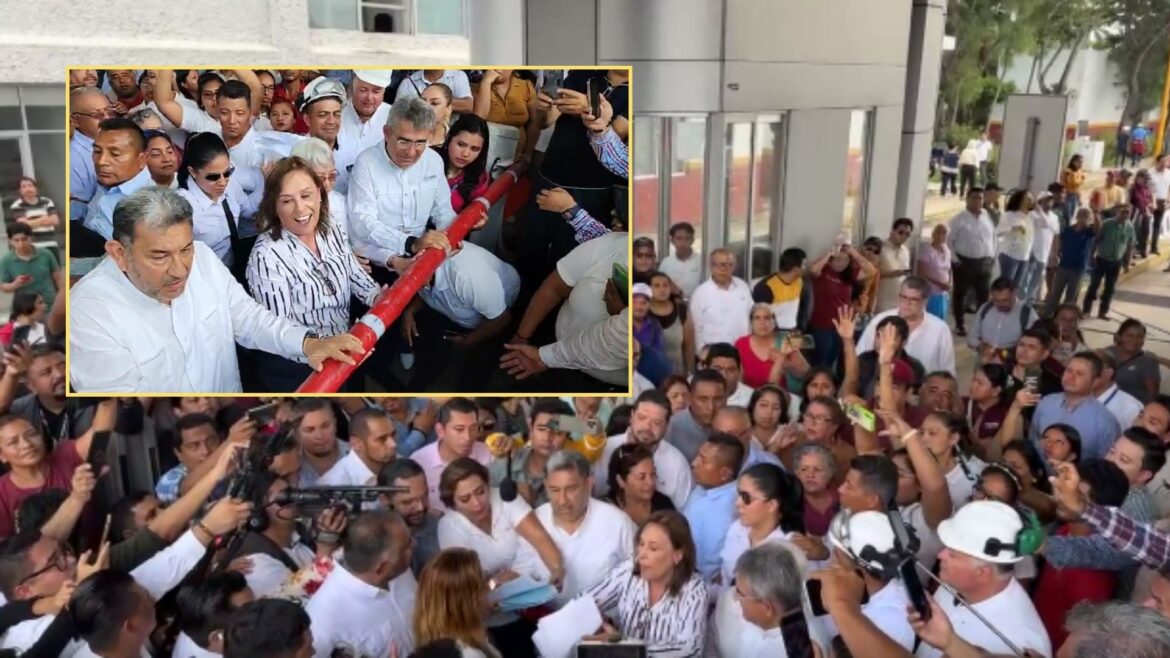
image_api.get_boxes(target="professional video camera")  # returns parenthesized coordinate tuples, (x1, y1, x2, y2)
(272, 486, 406, 516)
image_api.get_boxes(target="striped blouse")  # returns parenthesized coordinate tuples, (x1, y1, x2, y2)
(584, 560, 708, 657)
(246, 221, 380, 361)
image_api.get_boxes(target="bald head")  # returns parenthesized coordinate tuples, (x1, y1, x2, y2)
(713, 406, 751, 442)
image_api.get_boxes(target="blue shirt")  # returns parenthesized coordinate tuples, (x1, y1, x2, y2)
(154, 464, 188, 504)
(741, 440, 783, 473)
(1058, 225, 1097, 270)
(388, 415, 430, 458)
(683, 480, 738, 582)
(70, 132, 97, 222)
(83, 167, 155, 239)
(1029, 393, 1121, 459)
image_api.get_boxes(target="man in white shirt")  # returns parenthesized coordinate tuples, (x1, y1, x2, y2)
(299, 76, 363, 196)
(515, 450, 635, 604)
(295, 398, 349, 488)
(379, 459, 443, 577)
(1094, 351, 1145, 430)
(395, 69, 474, 114)
(153, 69, 263, 167)
(708, 542, 809, 657)
(916, 501, 1052, 658)
(947, 187, 997, 336)
(71, 571, 160, 658)
(223, 599, 313, 658)
(68, 187, 362, 393)
(658, 222, 702, 298)
(318, 407, 398, 487)
(594, 390, 693, 508)
(705, 343, 755, 407)
(824, 511, 916, 650)
(411, 397, 494, 511)
(686, 248, 754, 368)
(1027, 192, 1061, 303)
(877, 218, 914, 311)
(857, 277, 955, 374)
(342, 70, 393, 154)
(347, 96, 463, 278)
(404, 241, 521, 390)
(1150, 155, 1170, 259)
(172, 571, 255, 658)
(306, 510, 417, 658)
(976, 132, 993, 185)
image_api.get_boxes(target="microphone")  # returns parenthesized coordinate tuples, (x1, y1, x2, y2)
(500, 447, 518, 502)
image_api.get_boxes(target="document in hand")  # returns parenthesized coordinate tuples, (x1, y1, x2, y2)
(488, 574, 557, 611)
(532, 595, 604, 658)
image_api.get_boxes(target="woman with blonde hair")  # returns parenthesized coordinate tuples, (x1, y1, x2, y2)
(413, 548, 502, 658)
(421, 82, 454, 146)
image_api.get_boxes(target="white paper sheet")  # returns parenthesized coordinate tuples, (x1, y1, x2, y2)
(532, 594, 603, 658)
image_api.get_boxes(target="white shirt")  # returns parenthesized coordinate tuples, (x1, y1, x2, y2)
(437, 488, 533, 574)
(396, 70, 472, 102)
(859, 582, 916, 650)
(2, 530, 206, 657)
(226, 127, 268, 171)
(541, 308, 629, 387)
(347, 143, 456, 266)
(998, 211, 1033, 261)
(420, 242, 520, 330)
(659, 252, 702, 298)
(514, 499, 635, 605)
(328, 189, 352, 242)
(915, 579, 1051, 658)
(900, 502, 942, 571)
(878, 242, 912, 311)
(719, 522, 808, 588)
(945, 455, 986, 509)
(178, 180, 253, 265)
(307, 565, 417, 658)
(690, 277, 754, 350)
(1097, 383, 1143, 431)
(706, 589, 788, 658)
(178, 104, 221, 135)
(245, 536, 317, 598)
(594, 433, 694, 509)
(340, 102, 391, 154)
(247, 221, 380, 344)
(69, 242, 309, 392)
(947, 209, 997, 259)
(727, 382, 755, 408)
(856, 309, 956, 374)
(1030, 209, 1060, 263)
(411, 440, 494, 511)
(147, 96, 197, 148)
(173, 632, 220, 658)
(555, 232, 630, 344)
(1150, 167, 1170, 201)
(317, 448, 377, 486)
(975, 139, 993, 163)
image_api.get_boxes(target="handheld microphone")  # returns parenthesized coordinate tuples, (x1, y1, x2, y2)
(500, 448, 518, 502)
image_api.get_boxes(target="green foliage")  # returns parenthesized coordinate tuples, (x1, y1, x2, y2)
(1093, 0, 1170, 121)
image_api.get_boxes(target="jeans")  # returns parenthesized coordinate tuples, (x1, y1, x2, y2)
(940, 172, 957, 196)
(1082, 257, 1123, 317)
(810, 327, 842, 369)
(959, 165, 977, 197)
(952, 256, 993, 331)
(1064, 194, 1079, 225)
(1024, 257, 1046, 302)
(1044, 267, 1085, 316)
(998, 254, 1029, 297)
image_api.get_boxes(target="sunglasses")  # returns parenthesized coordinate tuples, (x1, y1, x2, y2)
(311, 260, 336, 296)
(203, 165, 235, 183)
(737, 490, 768, 506)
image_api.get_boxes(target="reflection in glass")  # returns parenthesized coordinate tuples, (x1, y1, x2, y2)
(724, 122, 752, 279)
(633, 117, 662, 248)
(750, 119, 781, 281)
(844, 109, 873, 242)
(670, 117, 707, 262)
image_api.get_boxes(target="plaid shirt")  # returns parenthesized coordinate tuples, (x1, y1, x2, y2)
(563, 206, 611, 244)
(1082, 501, 1170, 574)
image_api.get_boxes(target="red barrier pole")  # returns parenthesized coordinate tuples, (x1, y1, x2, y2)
(296, 163, 528, 393)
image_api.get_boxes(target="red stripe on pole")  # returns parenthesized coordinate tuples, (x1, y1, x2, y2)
(296, 163, 527, 393)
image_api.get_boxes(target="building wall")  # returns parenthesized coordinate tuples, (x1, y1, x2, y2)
(0, 0, 469, 85)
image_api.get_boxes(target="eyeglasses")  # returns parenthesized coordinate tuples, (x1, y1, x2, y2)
(203, 165, 235, 183)
(802, 413, 834, 425)
(316, 170, 338, 184)
(394, 138, 430, 151)
(898, 293, 924, 305)
(17, 543, 73, 587)
(311, 260, 337, 296)
(737, 490, 768, 506)
(711, 260, 734, 269)
(71, 108, 115, 120)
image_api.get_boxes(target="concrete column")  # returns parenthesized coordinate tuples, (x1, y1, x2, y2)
(781, 109, 852, 252)
(468, 0, 527, 65)
(895, 0, 948, 225)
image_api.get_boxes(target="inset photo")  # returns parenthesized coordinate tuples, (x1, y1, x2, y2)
(60, 68, 631, 395)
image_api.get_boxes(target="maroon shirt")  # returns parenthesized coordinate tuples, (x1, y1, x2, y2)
(0, 440, 82, 539)
(809, 268, 855, 330)
(803, 492, 841, 537)
(963, 398, 1009, 440)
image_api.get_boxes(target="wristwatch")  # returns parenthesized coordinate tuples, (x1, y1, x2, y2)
(302, 331, 321, 352)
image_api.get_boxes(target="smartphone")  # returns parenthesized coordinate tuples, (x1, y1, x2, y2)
(541, 70, 563, 98)
(8, 325, 31, 352)
(89, 514, 112, 563)
(577, 644, 646, 658)
(901, 558, 932, 620)
(549, 414, 593, 437)
(87, 431, 112, 473)
(1023, 365, 1042, 391)
(805, 579, 827, 617)
(844, 400, 877, 433)
(246, 402, 279, 428)
(587, 77, 602, 117)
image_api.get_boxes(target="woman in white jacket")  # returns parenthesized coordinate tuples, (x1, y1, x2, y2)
(997, 189, 1035, 297)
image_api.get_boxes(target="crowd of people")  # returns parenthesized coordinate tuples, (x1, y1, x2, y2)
(64, 68, 631, 394)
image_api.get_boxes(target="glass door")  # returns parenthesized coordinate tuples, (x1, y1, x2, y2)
(723, 116, 785, 283)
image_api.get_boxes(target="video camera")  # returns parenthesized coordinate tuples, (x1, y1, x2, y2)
(273, 486, 406, 516)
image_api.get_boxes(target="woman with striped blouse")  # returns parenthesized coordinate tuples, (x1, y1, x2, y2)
(580, 510, 708, 657)
(246, 156, 381, 391)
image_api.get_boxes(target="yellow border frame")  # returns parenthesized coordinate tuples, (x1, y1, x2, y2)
(63, 65, 633, 399)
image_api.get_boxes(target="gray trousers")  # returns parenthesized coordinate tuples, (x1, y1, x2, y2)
(1044, 267, 1085, 316)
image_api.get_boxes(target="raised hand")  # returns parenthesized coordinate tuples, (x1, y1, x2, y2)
(832, 305, 857, 340)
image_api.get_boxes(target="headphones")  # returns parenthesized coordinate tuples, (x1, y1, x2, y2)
(831, 510, 921, 582)
(982, 505, 1045, 558)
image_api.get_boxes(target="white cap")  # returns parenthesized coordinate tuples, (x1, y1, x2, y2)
(1037, 191, 1054, 202)
(298, 76, 347, 112)
(827, 511, 898, 573)
(632, 283, 652, 298)
(937, 501, 1024, 564)
(353, 69, 395, 89)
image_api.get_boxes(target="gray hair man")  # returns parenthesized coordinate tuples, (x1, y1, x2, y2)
(68, 186, 362, 392)
(709, 542, 809, 656)
(347, 96, 479, 275)
(514, 450, 635, 604)
(1059, 601, 1170, 657)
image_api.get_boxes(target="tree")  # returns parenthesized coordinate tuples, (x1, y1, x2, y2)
(1026, 0, 1110, 95)
(1099, 0, 1170, 126)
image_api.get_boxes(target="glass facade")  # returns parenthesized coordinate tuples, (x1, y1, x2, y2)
(309, 0, 467, 35)
(843, 108, 874, 243)
(724, 117, 783, 282)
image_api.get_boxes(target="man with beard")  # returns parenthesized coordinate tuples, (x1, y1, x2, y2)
(593, 390, 693, 508)
(379, 458, 440, 577)
(318, 406, 397, 487)
(0, 344, 93, 452)
(293, 398, 347, 488)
